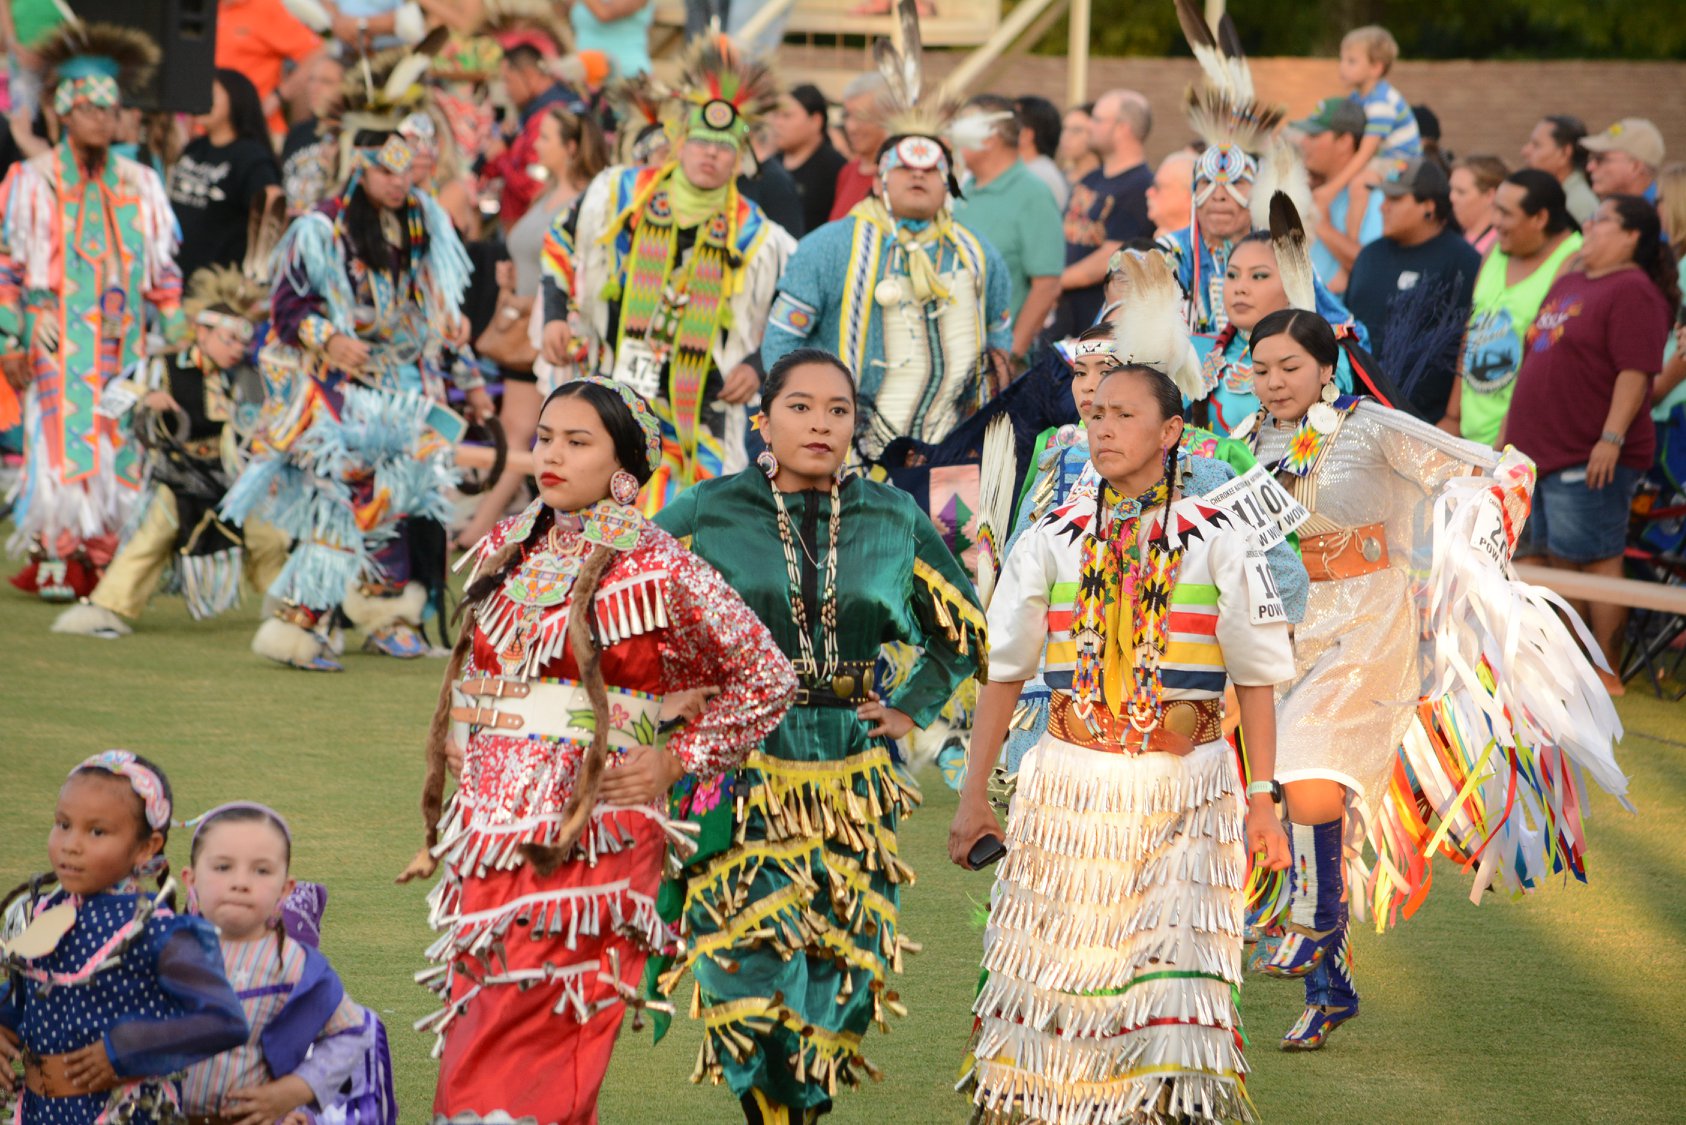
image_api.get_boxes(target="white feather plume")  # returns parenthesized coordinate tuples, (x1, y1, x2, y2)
(1250, 137, 1313, 233)
(1175, 0, 1253, 107)
(1112, 250, 1205, 403)
(281, 0, 334, 34)
(382, 52, 433, 105)
(973, 414, 1016, 609)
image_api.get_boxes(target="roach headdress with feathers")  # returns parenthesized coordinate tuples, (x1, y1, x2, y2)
(871, 0, 963, 197)
(1174, 0, 1283, 207)
(675, 34, 778, 152)
(37, 19, 160, 116)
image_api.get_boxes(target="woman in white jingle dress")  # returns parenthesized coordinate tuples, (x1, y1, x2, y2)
(1235, 308, 1628, 1053)
(950, 361, 1295, 1125)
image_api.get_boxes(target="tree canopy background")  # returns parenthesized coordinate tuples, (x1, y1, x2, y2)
(1033, 0, 1686, 60)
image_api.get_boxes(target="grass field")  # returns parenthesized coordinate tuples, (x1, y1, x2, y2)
(3, 588, 1684, 1124)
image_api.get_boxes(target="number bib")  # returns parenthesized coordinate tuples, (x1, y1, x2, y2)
(612, 337, 665, 401)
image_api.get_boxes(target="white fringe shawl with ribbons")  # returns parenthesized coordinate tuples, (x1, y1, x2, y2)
(969, 736, 1254, 1125)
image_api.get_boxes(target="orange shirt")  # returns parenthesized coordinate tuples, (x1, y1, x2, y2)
(216, 0, 322, 132)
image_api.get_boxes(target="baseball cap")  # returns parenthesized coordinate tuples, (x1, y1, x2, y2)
(1582, 118, 1665, 167)
(1293, 97, 1366, 138)
(1376, 156, 1451, 199)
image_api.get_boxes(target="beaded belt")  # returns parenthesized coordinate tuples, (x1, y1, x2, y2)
(450, 676, 662, 747)
(23, 1053, 120, 1098)
(1048, 694, 1224, 756)
(1299, 522, 1389, 582)
(792, 658, 876, 709)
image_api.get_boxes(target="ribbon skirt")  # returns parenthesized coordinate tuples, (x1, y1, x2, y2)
(969, 736, 1254, 1125)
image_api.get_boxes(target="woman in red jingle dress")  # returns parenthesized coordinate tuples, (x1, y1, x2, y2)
(398, 378, 796, 1125)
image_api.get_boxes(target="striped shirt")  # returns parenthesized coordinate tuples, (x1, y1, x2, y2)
(1353, 81, 1422, 164)
(180, 933, 363, 1114)
(988, 491, 1295, 706)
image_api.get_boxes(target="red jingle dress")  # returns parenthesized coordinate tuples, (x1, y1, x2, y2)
(419, 498, 796, 1124)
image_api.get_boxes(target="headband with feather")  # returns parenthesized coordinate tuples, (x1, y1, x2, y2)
(184, 265, 269, 343)
(337, 29, 448, 179)
(1175, 0, 1283, 199)
(1110, 249, 1206, 402)
(675, 34, 778, 149)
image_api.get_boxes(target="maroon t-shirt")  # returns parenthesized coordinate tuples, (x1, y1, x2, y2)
(829, 161, 877, 222)
(1505, 267, 1672, 475)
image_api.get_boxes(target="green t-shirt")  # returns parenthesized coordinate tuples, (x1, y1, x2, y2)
(1651, 257, 1686, 422)
(953, 159, 1066, 320)
(1458, 232, 1581, 446)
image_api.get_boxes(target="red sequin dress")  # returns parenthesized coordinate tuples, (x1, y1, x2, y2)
(420, 498, 796, 1125)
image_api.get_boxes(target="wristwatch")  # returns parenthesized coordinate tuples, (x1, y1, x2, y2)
(1599, 430, 1625, 447)
(1246, 779, 1283, 804)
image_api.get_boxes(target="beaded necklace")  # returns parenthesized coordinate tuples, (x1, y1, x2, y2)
(769, 476, 840, 684)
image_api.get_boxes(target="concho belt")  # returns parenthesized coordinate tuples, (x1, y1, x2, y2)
(1299, 522, 1389, 582)
(1048, 694, 1224, 756)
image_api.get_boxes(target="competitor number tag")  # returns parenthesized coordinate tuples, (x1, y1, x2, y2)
(611, 338, 664, 401)
(1207, 465, 1310, 550)
(1245, 549, 1286, 623)
(1470, 492, 1511, 568)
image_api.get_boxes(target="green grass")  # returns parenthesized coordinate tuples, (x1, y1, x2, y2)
(3, 588, 1684, 1123)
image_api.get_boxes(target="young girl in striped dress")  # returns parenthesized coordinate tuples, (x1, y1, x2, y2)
(179, 804, 391, 1125)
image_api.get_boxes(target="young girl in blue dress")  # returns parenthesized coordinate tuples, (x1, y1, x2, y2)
(0, 751, 247, 1125)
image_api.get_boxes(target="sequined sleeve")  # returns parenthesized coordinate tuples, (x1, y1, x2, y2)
(105, 918, 248, 1077)
(1364, 401, 1498, 493)
(658, 546, 798, 779)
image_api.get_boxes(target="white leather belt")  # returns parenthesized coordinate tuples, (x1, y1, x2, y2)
(450, 677, 663, 748)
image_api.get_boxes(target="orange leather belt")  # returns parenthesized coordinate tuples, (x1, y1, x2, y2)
(1048, 694, 1223, 755)
(1300, 523, 1389, 582)
(23, 1053, 120, 1098)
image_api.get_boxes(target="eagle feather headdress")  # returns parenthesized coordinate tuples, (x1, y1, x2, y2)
(1175, 0, 1283, 160)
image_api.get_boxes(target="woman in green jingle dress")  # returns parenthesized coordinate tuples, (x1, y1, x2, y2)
(652, 348, 987, 1124)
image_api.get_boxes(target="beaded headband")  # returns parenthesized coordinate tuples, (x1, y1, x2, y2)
(195, 310, 255, 343)
(579, 377, 663, 476)
(71, 750, 170, 831)
(55, 74, 119, 115)
(1193, 143, 1257, 206)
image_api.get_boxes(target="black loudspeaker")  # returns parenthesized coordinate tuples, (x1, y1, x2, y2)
(71, 0, 220, 115)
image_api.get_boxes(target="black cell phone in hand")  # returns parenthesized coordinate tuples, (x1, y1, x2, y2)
(966, 835, 1007, 870)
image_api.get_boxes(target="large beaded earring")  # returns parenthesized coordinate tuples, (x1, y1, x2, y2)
(756, 449, 779, 479)
(609, 469, 640, 507)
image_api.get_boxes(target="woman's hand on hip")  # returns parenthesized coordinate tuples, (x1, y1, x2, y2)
(598, 745, 685, 806)
(857, 691, 913, 739)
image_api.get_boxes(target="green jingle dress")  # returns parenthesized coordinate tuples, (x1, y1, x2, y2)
(652, 469, 986, 1114)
